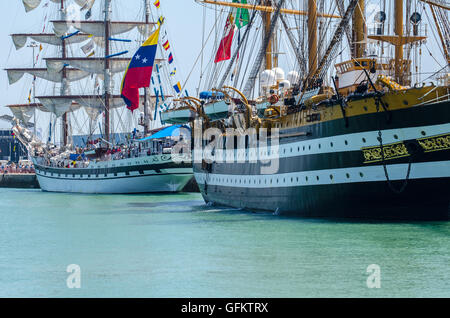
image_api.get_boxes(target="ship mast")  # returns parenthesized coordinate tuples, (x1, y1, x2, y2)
(368, 0, 426, 85)
(394, 0, 404, 84)
(104, 0, 111, 144)
(308, 0, 317, 77)
(60, 0, 69, 146)
(263, 0, 272, 70)
(352, 0, 365, 58)
(144, 0, 151, 135)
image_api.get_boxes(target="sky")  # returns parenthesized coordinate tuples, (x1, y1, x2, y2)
(0, 0, 447, 132)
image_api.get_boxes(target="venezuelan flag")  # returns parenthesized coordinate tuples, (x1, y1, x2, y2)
(121, 26, 161, 111)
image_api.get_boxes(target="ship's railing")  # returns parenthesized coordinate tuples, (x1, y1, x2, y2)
(367, 24, 427, 38)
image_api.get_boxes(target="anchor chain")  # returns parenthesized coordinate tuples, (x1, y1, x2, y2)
(375, 98, 413, 194)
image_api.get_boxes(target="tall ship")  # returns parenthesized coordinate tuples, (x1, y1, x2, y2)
(6, 0, 192, 193)
(163, 0, 449, 219)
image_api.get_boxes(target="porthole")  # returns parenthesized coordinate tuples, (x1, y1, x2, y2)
(362, 138, 366, 143)
(346, 173, 350, 178)
(330, 142, 334, 147)
(394, 134, 399, 139)
(316, 176, 320, 181)
(345, 140, 348, 145)
(363, 106, 368, 111)
(421, 131, 426, 136)
(308, 145, 311, 150)
(305, 176, 308, 182)
(329, 174, 333, 180)
(359, 172, 364, 178)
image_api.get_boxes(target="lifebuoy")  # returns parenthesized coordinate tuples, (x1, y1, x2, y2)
(269, 94, 279, 104)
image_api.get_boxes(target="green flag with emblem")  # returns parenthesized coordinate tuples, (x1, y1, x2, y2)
(233, 0, 249, 29)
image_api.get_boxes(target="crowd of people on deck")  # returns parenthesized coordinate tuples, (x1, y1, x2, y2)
(0, 162, 35, 174)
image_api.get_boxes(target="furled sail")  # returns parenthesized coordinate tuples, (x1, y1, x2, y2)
(6, 68, 90, 85)
(52, 21, 151, 37)
(11, 33, 93, 50)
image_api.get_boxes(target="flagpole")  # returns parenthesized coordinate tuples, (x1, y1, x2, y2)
(144, 0, 151, 136)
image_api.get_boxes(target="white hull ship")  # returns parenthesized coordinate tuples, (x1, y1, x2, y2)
(32, 154, 192, 194)
(7, 0, 193, 194)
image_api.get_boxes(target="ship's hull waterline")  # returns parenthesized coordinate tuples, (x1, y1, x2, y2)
(33, 155, 193, 194)
(194, 100, 450, 220)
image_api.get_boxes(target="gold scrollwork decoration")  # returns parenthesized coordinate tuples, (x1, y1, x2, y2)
(362, 142, 410, 164)
(417, 133, 450, 153)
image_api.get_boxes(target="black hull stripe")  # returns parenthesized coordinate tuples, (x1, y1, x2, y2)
(198, 178, 450, 220)
(35, 162, 192, 175)
(36, 172, 193, 181)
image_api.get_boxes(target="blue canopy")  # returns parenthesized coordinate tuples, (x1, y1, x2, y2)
(199, 91, 225, 100)
(137, 125, 190, 141)
(69, 153, 86, 161)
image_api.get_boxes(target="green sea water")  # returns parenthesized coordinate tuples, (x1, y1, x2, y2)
(0, 188, 448, 297)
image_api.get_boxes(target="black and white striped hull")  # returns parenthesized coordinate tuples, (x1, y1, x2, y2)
(194, 100, 450, 220)
(33, 154, 193, 194)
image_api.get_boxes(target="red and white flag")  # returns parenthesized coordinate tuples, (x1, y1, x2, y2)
(214, 14, 236, 63)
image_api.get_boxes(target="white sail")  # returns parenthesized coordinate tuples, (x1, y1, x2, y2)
(11, 34, 93, 50)
(52, 20, 149, 37)
(46, 58, 132, 74)
(8, 105, 38, 124)
(73, 95, 130, 120)
(7, 68, 90, 85)
(22, 0, 60, 12)
(38, 97, 81, 117)
(22, 0, 41, 12)
(74, 0, 95, 10)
